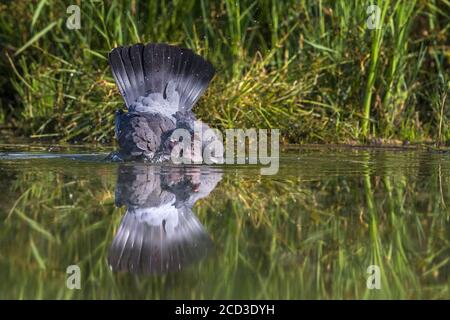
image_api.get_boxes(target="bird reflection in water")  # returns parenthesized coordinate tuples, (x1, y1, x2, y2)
(108, 164, 222, 274)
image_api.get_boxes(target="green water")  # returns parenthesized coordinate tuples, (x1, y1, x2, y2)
(0, 145, 448, 299)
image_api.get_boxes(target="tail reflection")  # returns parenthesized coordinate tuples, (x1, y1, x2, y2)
(108, 165, 222, 274)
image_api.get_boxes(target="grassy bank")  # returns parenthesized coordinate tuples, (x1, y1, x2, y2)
(0, 0, 449, 145)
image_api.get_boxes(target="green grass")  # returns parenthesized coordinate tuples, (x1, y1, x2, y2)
(0, 0, 449, 144)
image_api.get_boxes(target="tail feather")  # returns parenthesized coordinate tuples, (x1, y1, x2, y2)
(109, 43, 215, 111)
(128, 44, 145, 101)
(109, 47, 134, 107)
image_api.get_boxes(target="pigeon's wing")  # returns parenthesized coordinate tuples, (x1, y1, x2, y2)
(118, 113, 175, 157)
(109, 43, 215, 111)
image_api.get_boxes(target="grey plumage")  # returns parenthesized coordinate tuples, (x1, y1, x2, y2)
(115, 111, 176, 160)
(108, 164, 222, 274)
(107, 43, 216, 162)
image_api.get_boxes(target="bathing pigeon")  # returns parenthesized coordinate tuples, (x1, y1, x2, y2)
(106, 43, 218, 162)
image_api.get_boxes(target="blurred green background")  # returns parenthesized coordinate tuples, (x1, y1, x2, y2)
(0, 0, 449, 144)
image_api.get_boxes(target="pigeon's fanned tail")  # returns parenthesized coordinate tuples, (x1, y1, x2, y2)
(109, 43, 215, 111)
(107, 207, 212, 274)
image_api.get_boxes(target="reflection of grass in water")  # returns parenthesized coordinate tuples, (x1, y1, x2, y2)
(0, 1, 448, 143)
(0, 152, 449, 299)
(0, 165, 117, 299)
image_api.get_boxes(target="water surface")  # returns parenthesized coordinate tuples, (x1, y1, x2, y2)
(0, 145, 448, 299)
